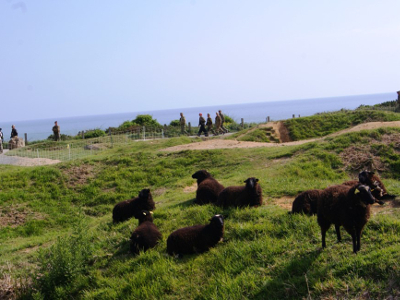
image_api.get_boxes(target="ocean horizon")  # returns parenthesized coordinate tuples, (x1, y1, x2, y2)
(1, 92, 396, 142)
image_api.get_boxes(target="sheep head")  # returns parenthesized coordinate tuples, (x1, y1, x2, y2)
(353, 184, 376, 205)
(139, 188, 152, 199)
(244, 177, 259, 189)
(192, 170, 212, 184)
(134, 210, 154, 223)
(209, 214, 224, 228)
(358, 170, 375, 186)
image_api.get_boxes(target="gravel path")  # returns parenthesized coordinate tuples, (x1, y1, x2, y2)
(0, 150, 60, 166)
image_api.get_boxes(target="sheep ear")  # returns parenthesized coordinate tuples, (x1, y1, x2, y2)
(255, 178, 259, 182)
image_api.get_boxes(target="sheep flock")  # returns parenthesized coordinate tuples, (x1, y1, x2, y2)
(112, 169, 396, 256)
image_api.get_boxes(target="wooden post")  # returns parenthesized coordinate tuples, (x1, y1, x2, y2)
(267, 116, 270, 122)
(292, 114, 295, 118)
(81, 131, 85, 139)
(241, 118, 244, 128)
(397, 91, 400, 104)
(24, 133, 28, 145)
(298, 114, 301, 118)
(188, 122, 191, 133)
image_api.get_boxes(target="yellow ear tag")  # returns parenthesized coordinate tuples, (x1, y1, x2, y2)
(355, 189, 360, 194)
(143, 212, 146, 215)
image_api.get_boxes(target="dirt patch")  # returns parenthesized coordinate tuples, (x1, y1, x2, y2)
(183, 183, 197, 193)
(0, 204, 44, 228)
(0, 264, 32, 300)
(272, 196, 294, 211)
(153, 187, 168, 196)
(339, 145, 386, 172)
(339, 133, 400, 172)
(62, 164, 96, 187)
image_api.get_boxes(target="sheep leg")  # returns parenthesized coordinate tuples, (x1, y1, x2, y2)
(356, 230, 361, 252)
(351, 232, 358, 254)
(321, 228, 328, 249)
(334, 224, 342, 242)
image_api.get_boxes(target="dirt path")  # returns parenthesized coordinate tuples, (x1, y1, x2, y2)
(0, 150, 60, 166)
(161, 121, 400, 152)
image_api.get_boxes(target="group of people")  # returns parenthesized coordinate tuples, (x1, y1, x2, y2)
(0, 125, 18, 153)
(0, 122, 60, 154)
(179, 110, 229, 137)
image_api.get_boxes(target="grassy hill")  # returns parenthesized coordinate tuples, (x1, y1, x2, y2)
(1, 114, 400, 299)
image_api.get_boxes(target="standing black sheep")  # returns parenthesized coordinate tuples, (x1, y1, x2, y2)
(130, 210, 162, 254)
(192, 170, 225, 205)
(112, 189, 155, 223)
(291, 189, 323, 215)
(216, 177, 262, 208)
(167, 214, 224, 257)
(317, 183, 376, 253)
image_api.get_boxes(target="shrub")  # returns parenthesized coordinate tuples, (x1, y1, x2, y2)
(82, 129, 106, 139)
(169, 119, 180, 126)
(32, 219, 94, 299)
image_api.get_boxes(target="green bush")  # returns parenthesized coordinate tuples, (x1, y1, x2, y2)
(169, 119, 180, 126)
(82, 129, 106, 139)
(32, 219, 94, 299)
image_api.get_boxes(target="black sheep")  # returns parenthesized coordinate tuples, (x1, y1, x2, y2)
(167, 214, 224, 257)
(317, 183, 376, 253)
(112, 189, 155, 223)
(291, 189, 323, 215)
(130, 210, 162, 254)
(216, 177, 262, 208)
(343, 170, 396, 202)
(192, 170, 225, 205)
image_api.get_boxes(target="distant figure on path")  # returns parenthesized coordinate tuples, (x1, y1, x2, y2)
(215, 112, 223, 135)
(10, 125, 18, 139)
(197, 113, 208, 137)
(180, 112, 188, 135)
(206, 113, 215, 135)
(0, 128, 3, 153)
(219, 110, 229, 133)
(52, 121, 61, 141)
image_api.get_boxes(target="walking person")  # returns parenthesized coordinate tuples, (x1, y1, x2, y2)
(52, 121, 61, 141)
(206, 113, 215, 135)
(10, 125, 18, 139)
(215, 112, 223, 135)
(0, 128, 3, 154)
(179, 112, 188, 135)
(219, 110, 229, 133)
(197, 113, 208, 137)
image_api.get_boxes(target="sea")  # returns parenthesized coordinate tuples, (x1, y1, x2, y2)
(0, 92, 396, 142)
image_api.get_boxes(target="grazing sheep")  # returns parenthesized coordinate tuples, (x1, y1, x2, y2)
(167, 214, 224, 257)
(192, 170, 225, 205)
(113, 189, 155, 223)
(291, 189, 323, 215)
(130, 210, 162, 254)
(317, 183, 376, 253)
(216, 177, 262, 208)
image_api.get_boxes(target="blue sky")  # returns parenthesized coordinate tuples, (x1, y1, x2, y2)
(1, 0, 399, 122)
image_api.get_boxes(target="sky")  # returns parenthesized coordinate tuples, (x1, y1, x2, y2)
(1, 0, 400, 122)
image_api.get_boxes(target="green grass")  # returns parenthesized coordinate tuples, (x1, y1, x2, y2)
(285, 109, 400, 141)
(1, 127, 400, 299)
